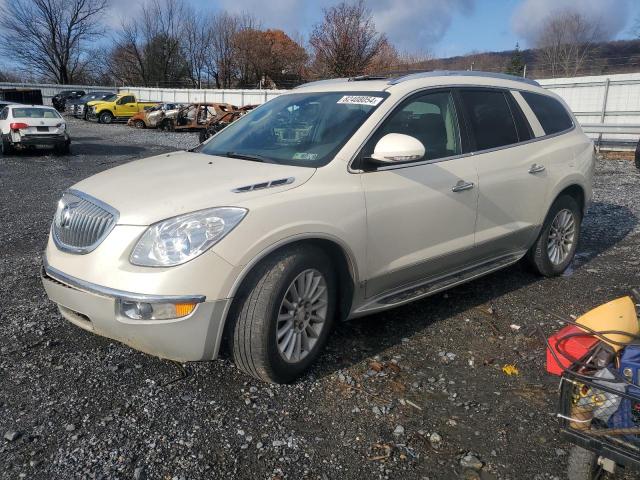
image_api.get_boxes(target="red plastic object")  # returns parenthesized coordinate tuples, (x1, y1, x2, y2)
(546, 325, 599, 376)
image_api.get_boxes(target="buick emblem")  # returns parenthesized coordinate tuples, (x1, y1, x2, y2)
(60, 201, 79, 229)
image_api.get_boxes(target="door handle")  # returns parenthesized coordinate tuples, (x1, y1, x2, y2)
(528, 163, 546, 174)
(451, 180, 475, 192)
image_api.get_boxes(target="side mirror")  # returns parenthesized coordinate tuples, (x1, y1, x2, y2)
(370, 133, 425, 163)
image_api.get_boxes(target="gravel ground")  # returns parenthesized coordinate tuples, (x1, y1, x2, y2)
(1, 118, 640, 480)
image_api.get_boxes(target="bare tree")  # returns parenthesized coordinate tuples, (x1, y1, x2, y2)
(182, 7, 213, 88)
(534, 10, 604, 78)
(309, 0, 386, 77)
(208, 12, 240, 88)
(0, 0, 107, 83)
(110, 0, 189, 87)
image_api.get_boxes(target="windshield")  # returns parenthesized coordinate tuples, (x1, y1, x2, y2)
(12, 107, 61, 119)
(198, 91, 389, 167)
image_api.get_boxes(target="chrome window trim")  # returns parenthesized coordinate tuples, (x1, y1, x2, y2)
(42, 256, 206, 304)
(347, 84, 576, 173)
(51, 189, 120, 255)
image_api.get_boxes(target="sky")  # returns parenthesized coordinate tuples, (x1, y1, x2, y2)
(103, 0, 640, 58)
(2, 0, 638, 60)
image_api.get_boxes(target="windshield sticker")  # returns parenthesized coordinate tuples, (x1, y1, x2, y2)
(337, 95, 383, 106)
(292, 152, 319, 161)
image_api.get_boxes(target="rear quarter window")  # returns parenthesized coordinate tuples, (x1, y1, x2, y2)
(520, 91, 573, 135)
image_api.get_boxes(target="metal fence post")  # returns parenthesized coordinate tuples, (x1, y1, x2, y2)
(597, 78, 611, 152)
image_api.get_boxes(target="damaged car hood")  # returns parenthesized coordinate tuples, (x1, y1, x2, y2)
(71, 151, 316, 225)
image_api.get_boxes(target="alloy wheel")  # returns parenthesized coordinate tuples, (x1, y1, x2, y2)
(276, 269, 328, 363)
(547, 208, 576, 265)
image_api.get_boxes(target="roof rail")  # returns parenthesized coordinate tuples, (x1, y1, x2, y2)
(348, 75, 389, 81)
(387, 70, 540, 87)
(293, 78, 349, 89)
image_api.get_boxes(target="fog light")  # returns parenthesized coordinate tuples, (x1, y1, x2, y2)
(119, 300, 197, 320)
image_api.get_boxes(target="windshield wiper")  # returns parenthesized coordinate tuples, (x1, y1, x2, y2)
(225, 151, 273, 163)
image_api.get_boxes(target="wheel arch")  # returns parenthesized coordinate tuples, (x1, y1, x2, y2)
(226, 235, 358, 323)
(554, 183, 586, 217)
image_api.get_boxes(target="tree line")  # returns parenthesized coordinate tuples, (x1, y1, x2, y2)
(0, 0, 639, 87)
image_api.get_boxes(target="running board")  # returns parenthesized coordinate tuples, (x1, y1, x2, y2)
(350, 252, 524, 318)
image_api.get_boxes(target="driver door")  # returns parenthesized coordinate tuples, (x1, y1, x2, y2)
(360, 90, 479, 298)
(116, 95, 136, 117)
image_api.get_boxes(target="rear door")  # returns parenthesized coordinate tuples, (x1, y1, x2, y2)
(457, 88, 549, 258)
(360, 89, 479, 298)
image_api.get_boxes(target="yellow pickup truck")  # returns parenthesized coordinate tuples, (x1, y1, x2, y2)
(87, 93, 158, 124)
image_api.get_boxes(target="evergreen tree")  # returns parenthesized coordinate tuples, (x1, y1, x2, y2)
(506, 43, 525, 76)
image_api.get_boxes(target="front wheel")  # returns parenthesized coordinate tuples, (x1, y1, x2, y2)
(98, 111, 113, 124)
(134, 119, 145, 129)
(226, 246, 336, 383)
(526, 195, 582, 277)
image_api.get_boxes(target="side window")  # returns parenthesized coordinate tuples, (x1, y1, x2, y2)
(460, 89, 519, 151)
(0, 108, 7, 120)
(365, 90, 461, 162)
(520, 91, 573, 135)
(118, 96, 134, 105)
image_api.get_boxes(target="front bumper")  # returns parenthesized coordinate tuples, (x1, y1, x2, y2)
(41, 259, 230, 362)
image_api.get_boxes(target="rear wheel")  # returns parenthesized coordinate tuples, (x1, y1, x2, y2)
(226, 246, 336, 384)
(134, 119, 146, 129)
(526, 195, 581, 276)
(160, 119, 174, 132)
(1, 135, 14, 155)
(98, 111, 113, 124)
(635, 139, 640, 170)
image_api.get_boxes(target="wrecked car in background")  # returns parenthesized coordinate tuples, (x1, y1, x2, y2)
(156, 103, 237, 132)
(199, 104, 257, 142)
(127, 103, 184, 129)
(87, 93, 158, 124)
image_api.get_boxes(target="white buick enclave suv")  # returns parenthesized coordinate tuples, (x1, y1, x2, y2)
(42, 71, 595, 383)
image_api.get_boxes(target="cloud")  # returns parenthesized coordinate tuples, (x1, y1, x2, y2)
(512, 0, 631, 45)
(215, 0, 474, 52)
(368, 0, 475, 52)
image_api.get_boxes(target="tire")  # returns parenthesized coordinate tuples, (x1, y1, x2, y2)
(160, 119, 174, 132)
(526, 194, 582, 277)
(567, 446, 615, 480)
(1, 135, 14, 156)
(635, 139, 640, 170)
(134, 119, 146, 129)
(226, 246, 336, 384)
(98, 111, 113, 124)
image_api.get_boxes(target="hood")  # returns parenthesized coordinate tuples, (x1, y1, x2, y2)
(71, 151, 316, 225)
(87, 99, 110, 108)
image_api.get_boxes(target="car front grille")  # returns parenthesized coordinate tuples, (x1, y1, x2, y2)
(52, 191, 119, 254)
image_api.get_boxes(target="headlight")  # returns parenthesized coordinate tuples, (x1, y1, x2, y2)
(130, 207, 247, 267)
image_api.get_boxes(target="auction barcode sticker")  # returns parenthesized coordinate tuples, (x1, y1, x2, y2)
(337, 95, 384, 106)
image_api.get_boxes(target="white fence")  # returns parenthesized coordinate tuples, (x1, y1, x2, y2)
(0, 81, 285, 107)
(3, 73, 640, 148)
(538, 73, 640, 147)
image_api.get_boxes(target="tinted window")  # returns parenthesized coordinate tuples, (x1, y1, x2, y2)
(506, 92, 533, 142)
(521, 91, 573, 135)
(460, 89, 519, 151)
(0, 107, 7, 120)
(365, 90, 461, 161)
(118, 96, 134, 104)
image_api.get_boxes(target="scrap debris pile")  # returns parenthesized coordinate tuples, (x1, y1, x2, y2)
(546, 294, 640, 462)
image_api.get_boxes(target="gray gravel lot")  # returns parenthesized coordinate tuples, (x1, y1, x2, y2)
(1, 118, 640, 479)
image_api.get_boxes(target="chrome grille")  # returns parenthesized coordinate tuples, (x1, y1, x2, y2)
(52, 190, 118, 254)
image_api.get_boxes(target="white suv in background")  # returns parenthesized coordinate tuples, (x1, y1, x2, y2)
(42, 71, 594, 383)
